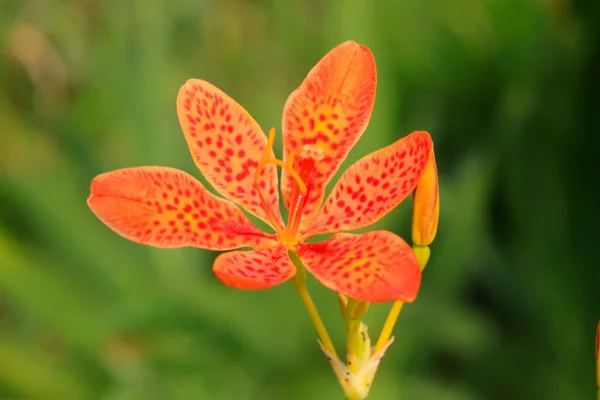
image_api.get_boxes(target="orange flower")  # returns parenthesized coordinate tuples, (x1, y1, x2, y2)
(88, 41, 435, 303)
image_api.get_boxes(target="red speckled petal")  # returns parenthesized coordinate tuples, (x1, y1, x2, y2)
(87, 167, 277, 250)
(281, 41, 376, 230)
(177, 79, 282, 227)
(412, 151, 439, 246)
(213, 245, 295, 290)
(302, 131, 433, 237)
(297, 231, 421, 302)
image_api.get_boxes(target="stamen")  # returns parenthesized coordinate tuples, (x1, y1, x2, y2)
(255, 127, 277, 183)
(283, 151, 307, 195)
(253, 128, 285, 235)
(286, 154, 317, 238)
(254, 127, 318, 243)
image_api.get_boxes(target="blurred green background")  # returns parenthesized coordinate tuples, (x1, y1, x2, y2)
(0, 0, 598, 399)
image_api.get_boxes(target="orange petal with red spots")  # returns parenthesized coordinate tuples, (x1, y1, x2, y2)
(281, 41, 376, 230)
(87, 167, 276, 250)
(297, 231, 421, 302)
(302, 131, 433, 237)
(213, 245, 295, 290)
(412, 151, 439, 246)
(177, 79, 282, 227)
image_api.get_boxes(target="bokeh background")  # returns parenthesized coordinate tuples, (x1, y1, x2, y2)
(0, 0, 598, 399)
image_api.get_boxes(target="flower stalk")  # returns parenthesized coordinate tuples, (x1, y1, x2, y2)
(288, 250, 338, 359)
(374, 301, 404, 354)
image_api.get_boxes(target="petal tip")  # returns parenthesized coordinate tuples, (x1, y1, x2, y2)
(336, 40, 373, 57)
(86, 193, 96, 209)
(87, 175, 107, 209)
(337, 39, 360, 49)
(411, 130, 433, 144)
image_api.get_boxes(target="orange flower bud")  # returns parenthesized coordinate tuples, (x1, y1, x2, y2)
(411, 150, 439, 246)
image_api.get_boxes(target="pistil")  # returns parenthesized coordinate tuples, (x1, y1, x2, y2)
(253, 128, 318, 244)
(285, 156, 315, 239)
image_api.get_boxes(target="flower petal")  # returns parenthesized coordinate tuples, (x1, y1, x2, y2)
(213, 245, 295, 290)
(87, 167, 276, 250)
(412, 151, 439, 246)
(281, 41, 376, 229)
(302, 131, 433, 237)
(177, 79, 282, 227)
(296, 231, 421, 302)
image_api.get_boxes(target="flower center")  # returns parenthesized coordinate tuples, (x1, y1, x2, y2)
(253, 128, 318, 245)
(299, 144, 325, 162)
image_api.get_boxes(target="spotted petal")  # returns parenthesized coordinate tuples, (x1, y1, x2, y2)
(177, 79, 282, 227)
(281, 41, 376, 230)
(213, 245, 295, 290)
(87, 167, 276, 250)
(296, 231, 421, 302)
(302, 131, 433, 237)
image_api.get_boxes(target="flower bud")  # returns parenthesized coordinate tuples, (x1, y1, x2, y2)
(412, 151, 439, 246)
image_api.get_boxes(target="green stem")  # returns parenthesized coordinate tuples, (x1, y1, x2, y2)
(288, 250, 338, 359)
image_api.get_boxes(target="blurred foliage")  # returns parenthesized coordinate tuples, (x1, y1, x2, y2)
(0, 0, 598, 399)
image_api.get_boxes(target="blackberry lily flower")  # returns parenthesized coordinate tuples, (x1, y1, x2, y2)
(87, 40, 439, 400)
(88, 41, 433, 305)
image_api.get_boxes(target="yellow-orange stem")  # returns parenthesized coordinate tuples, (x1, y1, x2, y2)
(374, 301, 404, 353)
